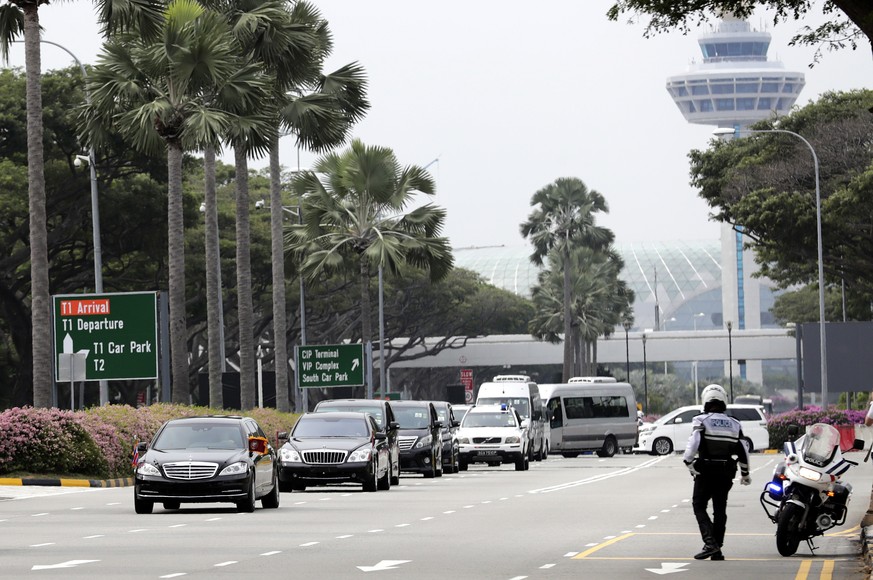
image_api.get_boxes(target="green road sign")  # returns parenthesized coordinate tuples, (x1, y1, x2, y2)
(297, 344, 365, 388)
(53, 292, 158, 381)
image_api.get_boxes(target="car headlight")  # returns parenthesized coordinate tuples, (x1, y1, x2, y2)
(505, 436, 520, 444)
(137, 462, 160, 476)
(459, 437, 470, 444)
(219, 461, 248, 476)
(280, 447, 302, 463)
(348, 446, 372, 462)
(415, 435, 433, 449)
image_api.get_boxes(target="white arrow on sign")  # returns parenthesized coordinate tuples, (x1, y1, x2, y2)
(32, 560, 100, 571)
(645, 562, 688, 575)
(351, 358, 360, 371)
(356, 560, 411, 572)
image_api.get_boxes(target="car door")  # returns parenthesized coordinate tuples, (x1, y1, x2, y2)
(246, 420, 273, 494)
(664, 409, 701, 449)
(384, 403, 400, 476)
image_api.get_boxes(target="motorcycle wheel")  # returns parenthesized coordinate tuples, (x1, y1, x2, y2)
(776, 503, 803, 557)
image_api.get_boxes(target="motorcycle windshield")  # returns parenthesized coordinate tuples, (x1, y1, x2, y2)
(800, 423, 840, 467)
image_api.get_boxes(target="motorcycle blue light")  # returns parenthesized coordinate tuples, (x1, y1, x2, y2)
(766, 481, 784, 500)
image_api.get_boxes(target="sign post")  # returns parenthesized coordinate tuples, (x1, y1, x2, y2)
(461, 369, 474, 404)
(296, 344, 365, 389)
(53, 292, 159, 383)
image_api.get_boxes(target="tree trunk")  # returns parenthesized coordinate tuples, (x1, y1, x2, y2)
(204, 145, 223, 409)
(235, 146, 256, 410)
(168, 141, 188, 403)
(24, 5, 51, 407)
(268, 138, 289, 412)
(561, 245, 573, 382)
(591, 340, 598, 377)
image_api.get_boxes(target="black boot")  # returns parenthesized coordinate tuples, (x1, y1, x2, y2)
(694, 545, 721, 560)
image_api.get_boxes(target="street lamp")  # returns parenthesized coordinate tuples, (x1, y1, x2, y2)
(622, 319, 632, 382)
(726, 320, 733, 403)
(641, 333, 648, 415)
(693, 312, 705, 331)
(714, 126, 827, 406)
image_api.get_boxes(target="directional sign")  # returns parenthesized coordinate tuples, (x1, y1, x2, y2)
(52, 292, 158, 381)
(297, 344, 365, 388)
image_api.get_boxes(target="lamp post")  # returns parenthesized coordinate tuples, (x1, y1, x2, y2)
(714, 126, 827, 406)
(641, 333, 648, 415)
(622, 319, 631, 382)
(726, 320, 734, 403)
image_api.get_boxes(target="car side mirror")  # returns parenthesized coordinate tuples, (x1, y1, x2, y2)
(136, 441, 148, 453)
(452, 420, 460, 428)
(520, 418, 530, 429)
(277, 431, 289, 441)
(674, 418, 683, 424)
(248, 436, 268, 455)
(853, 438, 865, 451)
(389, 421, 399, 430)
(435, 420, 444, 428)
(374, 432, 387, 441)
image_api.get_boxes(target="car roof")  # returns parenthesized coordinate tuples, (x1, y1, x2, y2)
(165, 415, 247, 423)
(317, 399, 387, 407)
(301, 411, 373, 420)
(390, 400, 432, 407)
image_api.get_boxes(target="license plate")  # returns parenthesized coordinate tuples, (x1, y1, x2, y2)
(477, 450, 498, 456)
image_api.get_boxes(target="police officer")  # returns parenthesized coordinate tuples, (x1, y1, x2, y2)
(683, 384, 751, 561)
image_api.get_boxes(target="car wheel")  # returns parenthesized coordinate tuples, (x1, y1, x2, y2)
(377, 462, 391, 491)
(291, 482, 307, 492)
(524, 456, 530, 470)
(515, 456, 525, 471)
(237, 478, 257, 512)
(458, 458, 468, 471)
(162, 501, 180, 510)
(652, 437, 674, 456)
(262, 474, 280, 509)
(134, 497, 153, 515)
(561, 452, 579, 459)
(279, 481, 292, 493)
(742, 436, 755, 453)
(452, 447, 460, 473)
(596, 436, 618, 458)
(363, 462, 379, 492)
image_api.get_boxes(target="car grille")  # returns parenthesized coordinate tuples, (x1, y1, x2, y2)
(163, 461, 218, 480)
(302, 450, 346, 464)
(473, 437, 502, 444)
(398, 436, 417, 451)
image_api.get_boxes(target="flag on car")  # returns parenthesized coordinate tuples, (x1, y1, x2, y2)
(131, 443, 139, 467)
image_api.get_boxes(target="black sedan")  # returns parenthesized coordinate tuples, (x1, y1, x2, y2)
(278, 412, 391, 492)
(133, 415, 280, 514)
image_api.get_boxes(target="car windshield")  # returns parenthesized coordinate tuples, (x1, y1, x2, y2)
(477, 397, 530, 418)
(454, 408, 470, 423)
(394, 407, 431, 429)
(463, 412, 518, 428)
(293, 417, 370, 438)
(434, 407, 449, 422)
(317, 405, 384, 428)
(153, 423, 245, 450)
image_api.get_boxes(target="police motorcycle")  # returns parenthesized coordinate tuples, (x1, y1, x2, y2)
(760, 422, 866, 556)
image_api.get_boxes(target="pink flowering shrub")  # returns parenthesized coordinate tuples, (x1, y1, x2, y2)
(0, 404, 300, 478)
(768, 406, 867, 449)
(0, 407, 108, 477)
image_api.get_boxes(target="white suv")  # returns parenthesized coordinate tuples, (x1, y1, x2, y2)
(457, 405, 530, 471)
(635, 404, 769, 456)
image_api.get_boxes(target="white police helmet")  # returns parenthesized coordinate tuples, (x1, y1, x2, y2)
(701, 384, 727, 406)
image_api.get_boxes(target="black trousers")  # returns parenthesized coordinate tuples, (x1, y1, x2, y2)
(692, 472, 734, 547)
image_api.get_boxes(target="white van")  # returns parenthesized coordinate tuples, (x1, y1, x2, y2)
(476, 375, 547, 461)
(540, 377, 638, 458)
(635, 403, 770, 455)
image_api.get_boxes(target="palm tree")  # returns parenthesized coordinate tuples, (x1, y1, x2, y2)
(521, 177, 613, 382)
(286, 140, 453, 374)
(0, 0, 161, 407)
(82, 0, 272, 403)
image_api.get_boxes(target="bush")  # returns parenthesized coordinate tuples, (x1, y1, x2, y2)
(767, 406, 866, 449)
(0, 404, 301, 479)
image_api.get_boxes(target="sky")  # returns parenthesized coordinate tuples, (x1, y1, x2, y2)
(5, 1, 872, 249)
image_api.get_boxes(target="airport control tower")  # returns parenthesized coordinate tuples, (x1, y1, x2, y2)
(666, 16, 805, 130)
(666, 16, 805, 385)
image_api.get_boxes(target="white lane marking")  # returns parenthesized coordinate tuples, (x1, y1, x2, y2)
(395, 523, 410, 528)
(603, 535, 616, 540)
(482, 500, 492, 504)
(540, 564, 555, 569)
(214, 561, 237, 567)
(499, 497, 509, 501)
(169, 524, 186, 528)
(530, 456, 667, 494)
(421, 517, 434, 521)
(32, 512, 49, 517)
(319, 498, 331, 501)
(84, 535, 104, 539)
(368, 529, 384, 533)
(585, 543, 597, 547)
(463, 505, 474, 509)
(636, 525, 646, 528)
(128, 529, 147, 533)
(508, 576, 527, 580)
(31, 560, 100, 571)
(563, 552, 578, 558)
(294, 501, 306, 505)
(621, 530, 632, 533)
(261, 551, 281, 556)
(648, 516, 658, 520)
(71, 507, 84, 511)
(106, 502, 120, 506)
(159, 574, 186, 578)
(443, 510, 455, 514)
(661, 509, 670, 513)
(299, 541, 319, 547)
(336, 535, 353, 539)
(206, 517, 222, 521)
(30, 543, 55, 547)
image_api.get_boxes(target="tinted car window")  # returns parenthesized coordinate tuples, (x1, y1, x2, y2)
(318, 404, 385, 428)
(728, 408, 763, 421)
(293, 416, 370, 438)
(394, 407, 432, 428)
(671, 410, 700, 424)
(153, 422, 245, 450)
(477, 397, 530, 417)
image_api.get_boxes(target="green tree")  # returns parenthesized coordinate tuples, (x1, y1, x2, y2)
(83, 0, 273, 403)
(0, 0, 162, 407)
(520, 177, 613, 382)
(607, 1, 873, 60)
(689, 90, 873, 319)
(286, 140, 454, 375)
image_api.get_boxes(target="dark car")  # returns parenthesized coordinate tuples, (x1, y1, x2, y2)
(312, 398, 401, 485)
(277, 412, 391, 492)
(431, 401, 460, 474)
(133, 415, 280, 514)
(392, 400, 443, 478)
